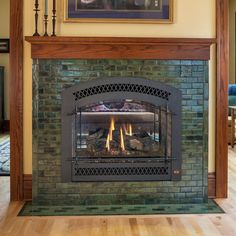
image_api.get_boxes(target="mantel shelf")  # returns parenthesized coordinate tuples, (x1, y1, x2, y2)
(25, 36, 216, 60)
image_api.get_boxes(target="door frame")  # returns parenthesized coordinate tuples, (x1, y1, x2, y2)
(9, 0, 23, 200)
(9, 0, 229, 200)
(215, 0, 229, 198)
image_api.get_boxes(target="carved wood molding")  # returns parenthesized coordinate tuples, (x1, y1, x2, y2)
(25, 36, 215, 60)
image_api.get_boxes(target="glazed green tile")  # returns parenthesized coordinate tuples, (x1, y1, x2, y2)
(18, 200, 223, 216)
(32, 59, 209, 206)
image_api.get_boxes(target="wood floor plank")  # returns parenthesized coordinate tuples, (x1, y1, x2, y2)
(2, 146, 236, 235)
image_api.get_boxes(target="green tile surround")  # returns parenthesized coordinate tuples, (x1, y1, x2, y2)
(32, 59, 208, 206)
(19, 200, 223, 216)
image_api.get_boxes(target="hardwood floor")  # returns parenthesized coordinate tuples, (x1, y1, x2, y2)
(1, 148, 236, 236)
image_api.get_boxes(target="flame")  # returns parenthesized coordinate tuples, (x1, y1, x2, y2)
(128, 124, 133, 136)
(124, 123, 133, 136)
(106, 133, 110, 151)
(106, 117, 115, 152)
(106, 117, 128, 152)
(109, 117, 115, 141)
(120, 127, 125, 151)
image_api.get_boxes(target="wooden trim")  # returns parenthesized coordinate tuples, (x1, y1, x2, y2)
(215, 0, 229, 198)
(23, 174, 32, 201)
(10, 0, 24, 201)
(208, 172, 216, 198)
(25, 36, 215, 60)
(25, 36, 216, 44)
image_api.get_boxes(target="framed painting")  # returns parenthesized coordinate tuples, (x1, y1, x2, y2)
(64, 0, 173, 23)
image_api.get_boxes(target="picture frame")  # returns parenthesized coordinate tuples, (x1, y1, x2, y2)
(64, 0, 173, 23)
(0, 39, 10, 53)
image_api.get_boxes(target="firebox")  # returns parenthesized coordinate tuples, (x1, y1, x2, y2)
(61, 77, 181, 182)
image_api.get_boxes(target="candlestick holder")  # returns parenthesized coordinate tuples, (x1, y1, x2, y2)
(51, 9, 56, 36)
(43, 14, 49, 36)
(33, 2, 40, 36)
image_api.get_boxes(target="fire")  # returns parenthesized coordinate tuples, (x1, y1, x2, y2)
(106, 117, 115, 152)
(105, 133, 110, 151)
(123, 123, 133, 136)
(120, 127, 125, 151)
(109, 117, 115, 141)
(106, 117, 131, 152)
(128, 123, 133, 136)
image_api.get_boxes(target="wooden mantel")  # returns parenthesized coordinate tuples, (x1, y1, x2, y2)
(25, 36, 215, 60)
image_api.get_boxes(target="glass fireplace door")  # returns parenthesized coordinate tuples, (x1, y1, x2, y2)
(74, 99, 172, 160)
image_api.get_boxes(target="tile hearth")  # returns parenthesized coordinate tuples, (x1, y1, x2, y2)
(19, 200, 223, 216)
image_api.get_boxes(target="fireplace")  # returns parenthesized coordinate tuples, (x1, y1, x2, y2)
(27, 36, 212, 205)
(31, 58, 209, 204)
(62, 77, 181, 182)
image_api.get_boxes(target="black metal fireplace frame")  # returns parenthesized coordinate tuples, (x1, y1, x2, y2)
(61, 77, 182, 182)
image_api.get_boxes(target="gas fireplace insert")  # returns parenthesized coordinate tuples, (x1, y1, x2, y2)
(61, 77, 181, 182)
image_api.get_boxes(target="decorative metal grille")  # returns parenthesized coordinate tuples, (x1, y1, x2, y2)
(73, 83, 171, 101)
(73, 166, 169, 176)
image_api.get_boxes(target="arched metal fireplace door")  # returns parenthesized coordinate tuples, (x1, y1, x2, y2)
(61, 77, 182, 182)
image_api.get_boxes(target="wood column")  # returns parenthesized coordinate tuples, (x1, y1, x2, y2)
(216, 0, 229, 198)
(10, 0, 23, 200)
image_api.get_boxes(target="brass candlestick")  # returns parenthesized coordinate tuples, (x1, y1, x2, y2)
(33, 0, 40, 36)
(44, 14, 49, 36)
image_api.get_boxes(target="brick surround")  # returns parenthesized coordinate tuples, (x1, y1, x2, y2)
(32, 59, 208, 205)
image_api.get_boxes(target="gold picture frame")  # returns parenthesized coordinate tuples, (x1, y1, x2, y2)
(64, 0, 173, 23)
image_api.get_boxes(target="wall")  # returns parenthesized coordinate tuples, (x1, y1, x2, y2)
(24, 0, 216, 174)
(0, 0, 10, 120)
(229, 0, 236, 84)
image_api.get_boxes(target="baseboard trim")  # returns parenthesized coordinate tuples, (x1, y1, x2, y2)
(23, 173, 217, 201)
(208, 172, 216, 198)
(23, 174, 32, 201)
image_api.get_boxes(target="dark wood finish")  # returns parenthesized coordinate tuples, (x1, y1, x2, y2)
(10, 0, 24, 201)
(23, 174, 32, 200)
(208, 172, 216, 198)
(216, 0, 229, 198)
(25, 37, 215, 60)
